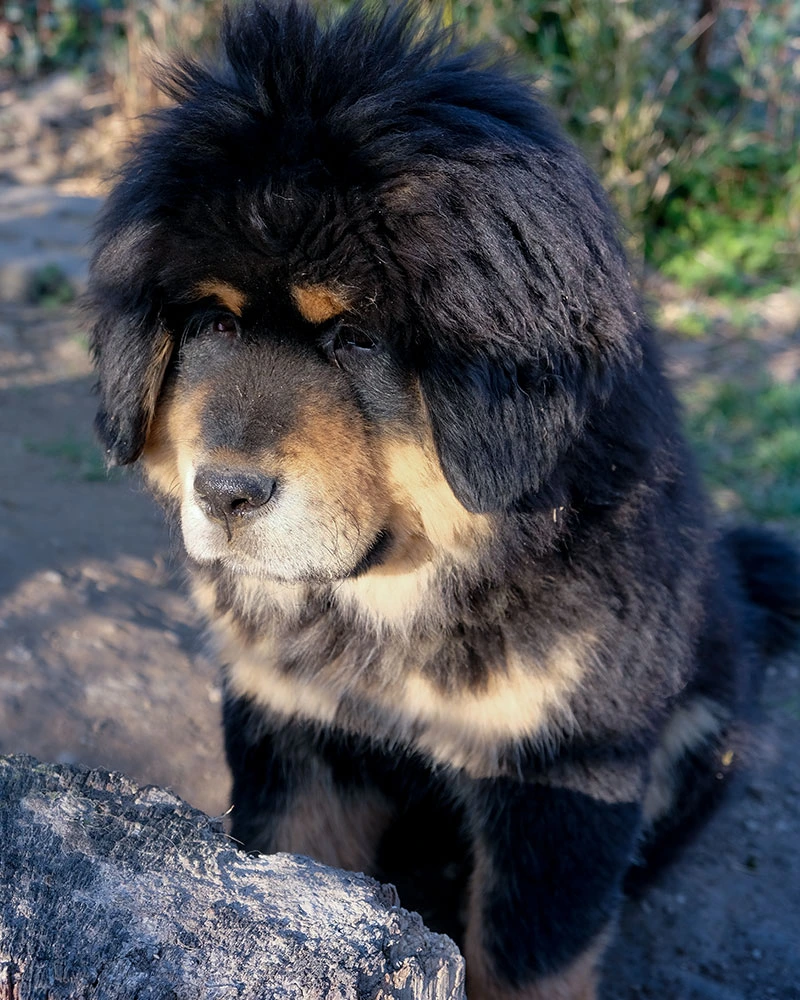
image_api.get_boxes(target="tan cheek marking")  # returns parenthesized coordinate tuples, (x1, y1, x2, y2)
(194, 280, 247, 316)
(141, 383, 209, 499)
(280, 403, 371, 488)
(291, 283, 350, 324)
(381, 436, 489, 555)
(272, 771, 393, 874)
(142, 329, 173, 427)
(333, 433, 492, 631)
(278, 402, 389, 546)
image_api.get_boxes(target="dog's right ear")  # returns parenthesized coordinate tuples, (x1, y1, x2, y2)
(87, 223, 173, 466)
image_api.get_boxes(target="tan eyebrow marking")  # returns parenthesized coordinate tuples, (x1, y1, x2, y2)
(291, 283, 350, 324)
(194, 280, 247, 316)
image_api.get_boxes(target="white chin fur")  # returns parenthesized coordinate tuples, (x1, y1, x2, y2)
(179, 487, 368, 582)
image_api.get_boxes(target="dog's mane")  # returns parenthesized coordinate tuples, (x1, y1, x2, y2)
(92, 0, 681, 518)
(154, 0, 568, 181)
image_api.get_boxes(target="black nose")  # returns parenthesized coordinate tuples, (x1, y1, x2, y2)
(193, 467, 277, 522)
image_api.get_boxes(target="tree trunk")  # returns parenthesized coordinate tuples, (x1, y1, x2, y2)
(0, 755, 465, 1000)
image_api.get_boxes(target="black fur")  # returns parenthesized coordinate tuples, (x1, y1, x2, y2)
(86, 3, 800, 996)
(726, 525, 800, 660)
(476, 779, 640, 982)
(224, 696, 473, 942)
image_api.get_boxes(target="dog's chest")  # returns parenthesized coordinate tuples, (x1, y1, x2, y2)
(219, 613, 589, 777)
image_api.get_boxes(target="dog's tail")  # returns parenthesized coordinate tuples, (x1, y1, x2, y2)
(627, 525, 800, 891)
(725, 525, 800, 663)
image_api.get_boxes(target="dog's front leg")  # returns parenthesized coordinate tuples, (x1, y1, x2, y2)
(223, 690, 393, 873)
(463, 773, 641, 1000)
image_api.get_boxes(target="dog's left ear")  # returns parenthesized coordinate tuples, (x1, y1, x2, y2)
(87, 224, 173, 466)
(419, 351, 584, 513)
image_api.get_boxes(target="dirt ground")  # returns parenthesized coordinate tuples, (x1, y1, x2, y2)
(1, 74, 799, 1000)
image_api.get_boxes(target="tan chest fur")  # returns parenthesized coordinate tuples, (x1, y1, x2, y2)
(195, 576, 592, 777)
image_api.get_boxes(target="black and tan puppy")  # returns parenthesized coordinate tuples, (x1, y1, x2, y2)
(87, 2, 800, 996)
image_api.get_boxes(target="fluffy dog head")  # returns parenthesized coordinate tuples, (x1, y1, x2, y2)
(88, 0, 654, 588)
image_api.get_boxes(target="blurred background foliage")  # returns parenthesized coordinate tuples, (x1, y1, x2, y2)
(1, 0, 799, 521)
(0, 0, 223, 118)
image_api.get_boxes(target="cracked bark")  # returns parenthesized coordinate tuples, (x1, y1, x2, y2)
(0, 755, 465, 1000)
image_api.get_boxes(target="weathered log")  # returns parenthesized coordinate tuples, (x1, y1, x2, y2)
(0, 755, 465, 1000)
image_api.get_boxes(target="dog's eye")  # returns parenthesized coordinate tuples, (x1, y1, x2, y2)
(337, 327, 375, 351)
(211, 314, 240, 339)
(325, 324, 377, 363)
(193, 313, 239, 342)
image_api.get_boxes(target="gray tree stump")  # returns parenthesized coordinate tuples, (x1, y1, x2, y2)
(0, 755, 465, 1000)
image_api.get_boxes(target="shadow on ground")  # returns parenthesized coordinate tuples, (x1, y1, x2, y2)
(0, 300, 228, 816)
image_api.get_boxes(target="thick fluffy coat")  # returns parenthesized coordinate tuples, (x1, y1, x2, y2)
(87, 3, 799, 997)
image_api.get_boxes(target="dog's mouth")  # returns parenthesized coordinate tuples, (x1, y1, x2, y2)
(222, 527, 393, 584)
(201, 532, 392, 585)
(345, 528, 393, 578)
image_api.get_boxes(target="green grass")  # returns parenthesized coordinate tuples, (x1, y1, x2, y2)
(659, 308, 717, 340)
(24, 434, 116, 482)
(683, 376, 800, 524)
(649, 213, 796, 299)
(27, 264, 76, 308)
